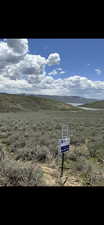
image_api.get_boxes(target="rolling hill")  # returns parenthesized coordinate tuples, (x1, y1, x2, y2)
(0, 93, 80, 112)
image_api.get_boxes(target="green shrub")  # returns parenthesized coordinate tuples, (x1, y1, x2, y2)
(35, 145, 51, 162)
(68, 152, 77, 161)
(82, 165, 104, 186)
(15, 148, 36, 161)
(87, 142, 104, 161)
(39, 134, 51, 146)
(0, 159, 43, 186)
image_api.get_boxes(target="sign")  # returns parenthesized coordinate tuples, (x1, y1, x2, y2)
(57, 124, 70, 177)
(58, 138, 70, 153)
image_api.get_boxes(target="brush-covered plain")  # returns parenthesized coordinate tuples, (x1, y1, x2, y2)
(0, 110, 104, 186)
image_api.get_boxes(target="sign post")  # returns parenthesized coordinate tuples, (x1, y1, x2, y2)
(60, 152, 64, 177)
(58, 125, 70, 177)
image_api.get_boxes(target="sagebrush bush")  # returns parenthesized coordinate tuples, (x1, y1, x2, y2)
(39, 134, 51, 146)
(68, 152, 77, 161)
(82, 164, 104, 186)
(35, 145, 51, 162)
(15, 148, 36, 161)
(15, 144, 52, 163)
(0, 159, 43, 186)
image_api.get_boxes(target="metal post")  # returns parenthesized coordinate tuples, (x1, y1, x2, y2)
(60, 152, 64, 177)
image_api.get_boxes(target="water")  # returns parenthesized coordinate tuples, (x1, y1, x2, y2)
(67, 102, 104, 111)
(78, 106, 102, 111)
(67, 103, 84, 106)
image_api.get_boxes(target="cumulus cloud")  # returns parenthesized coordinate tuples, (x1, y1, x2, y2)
(47, 53, 60, 66)
(0, 41, 26, 70)
(6, 39, 29, 55)
(0, 39, 104, 99)
(0, 39, 62, 93)
(0, 40, 61, 82)
(0, 74, 32, 94)
(30, 75, 104, 99)
(95, 68, 102, 75)
(21, 54, 46, 75)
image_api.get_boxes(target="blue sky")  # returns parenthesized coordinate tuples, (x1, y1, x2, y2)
(29, 38, 104, 81)
(0, 38, 104, 99)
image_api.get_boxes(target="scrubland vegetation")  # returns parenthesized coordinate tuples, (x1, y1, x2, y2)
(0, 108, 104, 186)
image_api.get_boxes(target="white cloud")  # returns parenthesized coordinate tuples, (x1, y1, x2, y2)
(6, 39, 29, 55)
(48, 70, 58, 76)
(95, 68, 102, 75)
(18, 54, 47, 76)
(0, 75, 32, 93)
(30, 75, 104, 99)
(57, 68, 63, 71)
(48, 68, 66, 76)
(0, 41, 26, 70)
(0, 39, 104, 99)
(59, 71, 66, 74)
(47, 53, 60, 66)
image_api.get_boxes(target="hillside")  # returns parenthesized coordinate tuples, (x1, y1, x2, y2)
(0, 93, 79, 112)
(80, 100, 104, 108)
(34, 95, 98, 104)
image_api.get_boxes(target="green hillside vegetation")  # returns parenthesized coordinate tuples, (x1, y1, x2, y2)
(0, 93, 80, 112)
(80, 100, 104, 108)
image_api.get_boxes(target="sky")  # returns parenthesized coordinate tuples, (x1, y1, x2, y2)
(0, 38, 104, 99)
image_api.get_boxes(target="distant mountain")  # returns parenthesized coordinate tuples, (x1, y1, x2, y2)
(34, 95, 98, 104)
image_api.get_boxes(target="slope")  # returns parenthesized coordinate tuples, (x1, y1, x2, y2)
(0, 93, 80, 112)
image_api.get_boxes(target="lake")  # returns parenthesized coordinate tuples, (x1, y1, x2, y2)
(67, 102, 104, 111)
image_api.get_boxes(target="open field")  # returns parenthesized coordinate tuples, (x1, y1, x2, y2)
(0, 109, 104, 186)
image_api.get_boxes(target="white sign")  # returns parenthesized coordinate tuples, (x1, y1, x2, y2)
(58, 138, 70, 153)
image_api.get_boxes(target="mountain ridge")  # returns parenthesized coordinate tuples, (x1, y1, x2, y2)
(31, 94, 99, 104)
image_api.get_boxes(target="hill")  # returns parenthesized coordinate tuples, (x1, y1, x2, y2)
(0, 93, 80, 112)
(34, 95, 98, 104)
(80, 100, 104, 108)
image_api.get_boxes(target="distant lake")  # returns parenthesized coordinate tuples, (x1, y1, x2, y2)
(67, 103, 84, 106)
(67, 102, 104, 111)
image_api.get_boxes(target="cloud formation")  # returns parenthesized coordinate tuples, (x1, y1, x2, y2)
(47, 53, 60, 66)
(0, 41, 25, 70)
(6, 39, 29, 55)
(0, 39, 104, 99)
(48, 68, 66, 76)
